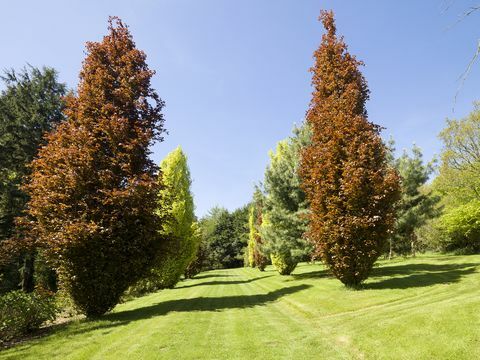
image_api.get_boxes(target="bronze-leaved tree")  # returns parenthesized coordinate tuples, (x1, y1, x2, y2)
(300, 11, 400, 287)
(23, 17, 166, 316)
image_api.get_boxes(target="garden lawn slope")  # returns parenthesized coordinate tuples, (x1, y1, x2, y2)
(1, 254, 479, 359)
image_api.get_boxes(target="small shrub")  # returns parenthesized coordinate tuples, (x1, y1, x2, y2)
(55, 289, 79, 318)
(270, 253, 297, 275)
(0, 290, 57, 342)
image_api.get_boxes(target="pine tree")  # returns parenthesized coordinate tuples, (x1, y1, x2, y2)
(391, 145, 440, 257)
(300, 11, 400, 287)
(22, 17, 166, 316)
(0, 66, 66, 293)
(262, 124, 311, 275)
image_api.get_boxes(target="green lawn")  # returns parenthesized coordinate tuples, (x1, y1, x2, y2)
(1, 254, 479, 359)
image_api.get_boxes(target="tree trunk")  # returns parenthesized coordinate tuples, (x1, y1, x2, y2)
(410, 234, 416, 258)
(21, 252, 35, 292)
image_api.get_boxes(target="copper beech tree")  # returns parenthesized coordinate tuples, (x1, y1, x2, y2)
(300, 11, 400, 287)
(22, 17, 166, 316)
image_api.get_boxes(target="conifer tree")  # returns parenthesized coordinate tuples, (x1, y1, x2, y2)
(300, 11, 400, 286)
(391, 145, 440, 257)
(0, 66, 66, 292)
(22, 17, 165, 316)
(247, 188, 268, 270)
(134, 147, 198, 291)
(262, 124, 311, 275)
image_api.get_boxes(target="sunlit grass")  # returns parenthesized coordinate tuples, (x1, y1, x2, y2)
(1, 254, 479, 359)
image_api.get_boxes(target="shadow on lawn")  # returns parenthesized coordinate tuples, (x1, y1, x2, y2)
(364, 262, 478, 290)
(59, 284, 312, 337)
(290, 269, 331, 280)
(178, 275, 273, 289)
(191, 273, 237, 280)
(51, 284, 312, 339)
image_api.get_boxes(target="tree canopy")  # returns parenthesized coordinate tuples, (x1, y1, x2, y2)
(22, 17, 166, 316)
(300, 11, 400, 286)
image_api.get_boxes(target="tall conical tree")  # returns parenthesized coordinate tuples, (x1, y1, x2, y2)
(247, 188, 268, 270)
(300, 11, 400, 287)
(133, 146, 198, 292)
(262, 124, 311, 275)
(22, 17, 166, 316)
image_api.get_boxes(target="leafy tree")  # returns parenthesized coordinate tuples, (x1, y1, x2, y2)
(429, 104, 480, 254)
(0, 66, 66, 293)
(435, 104, 480, 207)
(247, 206, 256, 267)
(300, 11, 400, 286)
(437, 199, 480, 253)
(133, 147, 198, 291)
(389, 145, 441, 257)
(247, 188, 268, 270)
(21, 17, 166, 317)
(262, 124, 311, 275)
(184, 231, 207, 279)
(197, 206, 247, 270)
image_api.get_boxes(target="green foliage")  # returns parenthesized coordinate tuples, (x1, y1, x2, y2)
(0, 66, 66, 293)
(0, 290, 57, 342)
(184, 233, 207, 279)
(247, 206, 256, 267)
(435, 104, 480, 207)
(132, 147, 198, 292)
(197, 206, 248, 270)
(431, 104, 480, 253)
(438, 200, 480, 253)
(261, 124, 311, 275)
(270, 253, 297, 275)
(33, 250, 57, 292)
(247, 189, 269, 271)
(390, 145, 441, 256)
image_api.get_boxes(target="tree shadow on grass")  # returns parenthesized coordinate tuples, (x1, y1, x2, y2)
(191, 273, 237, 280)
(60, 284, 312, 337)
(178, 275, 274, 289)
(290, 269, 331, 280)
(364, 262, 478, 290)
(110, 284, 310, 321)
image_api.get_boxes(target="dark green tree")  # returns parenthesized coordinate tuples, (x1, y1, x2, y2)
(0, 66, 66, 293)
(390, 145, 441, 257)
(198, 206, 247, 270)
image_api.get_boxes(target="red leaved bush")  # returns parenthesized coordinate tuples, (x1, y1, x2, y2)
(300, 11, 400, 287)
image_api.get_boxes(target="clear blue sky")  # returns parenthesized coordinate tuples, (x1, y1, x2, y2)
(2, 0, 480, 217)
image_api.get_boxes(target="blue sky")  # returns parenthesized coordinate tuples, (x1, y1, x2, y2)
(2, 0, 480, 217)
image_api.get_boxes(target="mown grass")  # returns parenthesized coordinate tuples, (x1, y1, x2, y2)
(1, 254, 479, 359)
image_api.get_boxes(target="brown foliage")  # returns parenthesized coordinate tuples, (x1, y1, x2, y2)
(300, 11, 400, 286)
(22, 17, 166, 316)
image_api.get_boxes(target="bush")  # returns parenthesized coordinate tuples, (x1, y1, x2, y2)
(0, 290, 57, 342)
(438, 200, 480, 253)
(270, 253, 297, 275)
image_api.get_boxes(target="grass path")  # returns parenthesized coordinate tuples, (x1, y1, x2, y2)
(1, 254, 480, 359)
